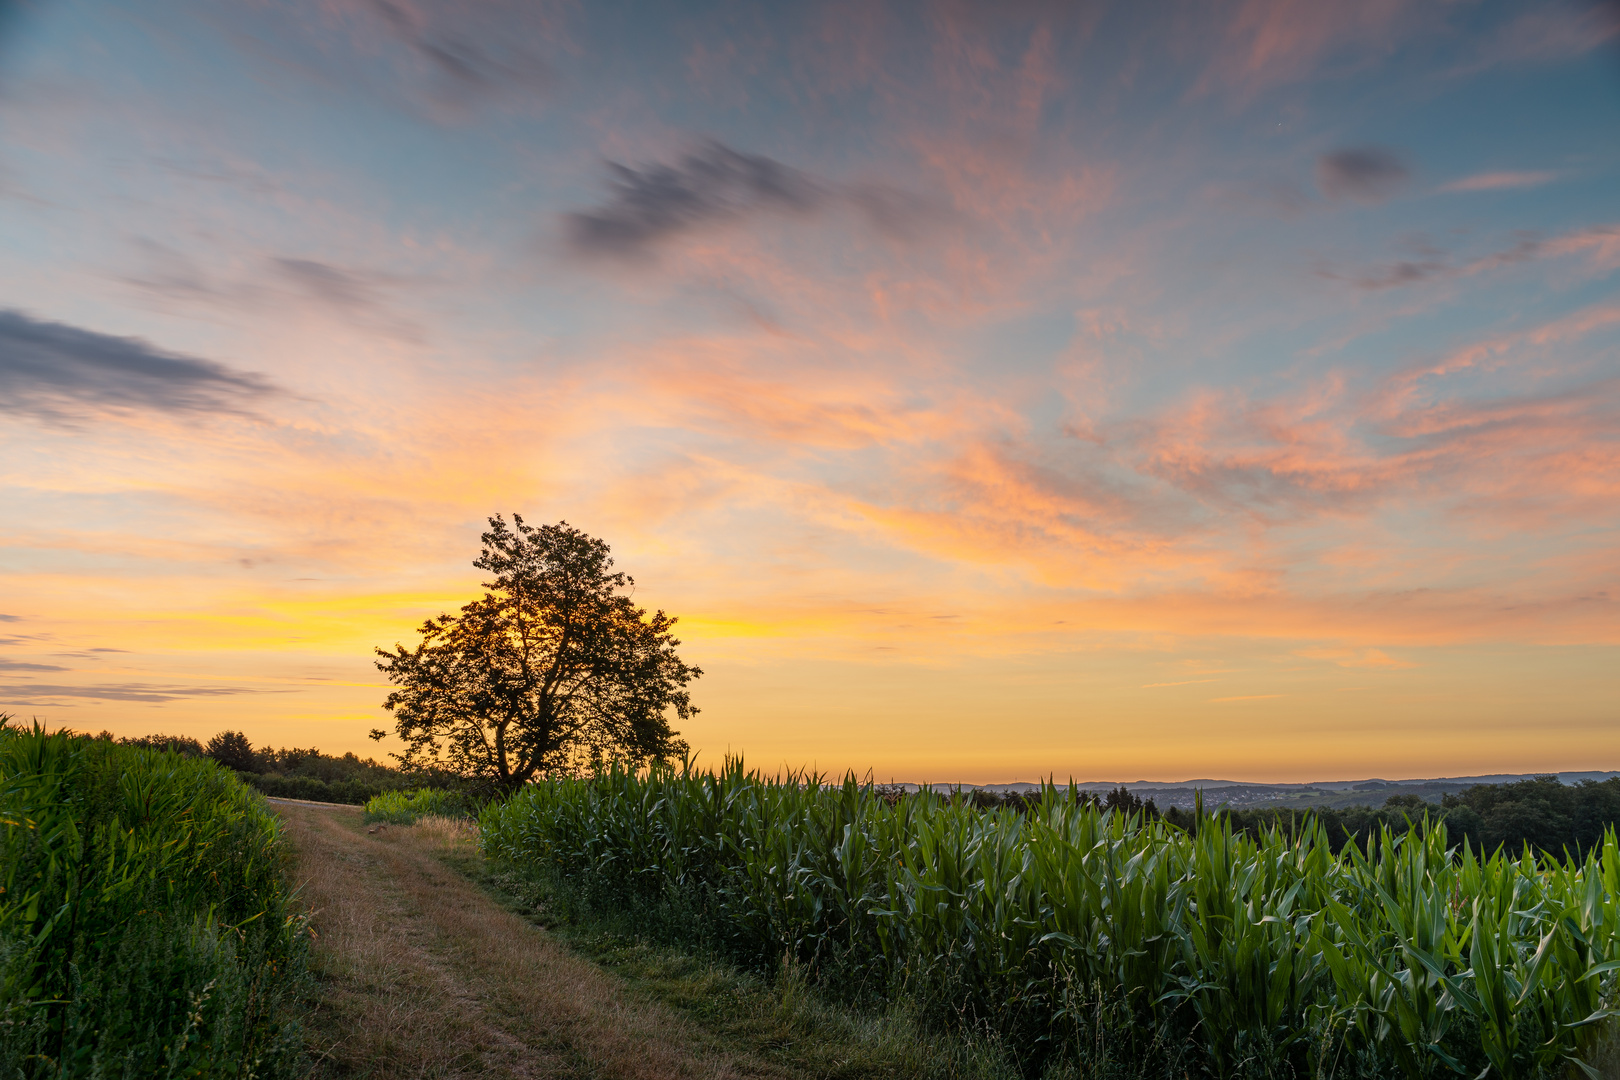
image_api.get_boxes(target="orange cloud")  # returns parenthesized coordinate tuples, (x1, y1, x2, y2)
(1296, 647, 1415, 669)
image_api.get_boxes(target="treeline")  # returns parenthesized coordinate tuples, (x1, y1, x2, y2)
(1, 722, 306, 1077)
(105, 729, 438, 805)
(1174, 776, 1620, 858)
(897, 777, 1620, 859)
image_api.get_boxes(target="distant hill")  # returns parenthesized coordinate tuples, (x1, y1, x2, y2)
(902, 771, 1620, 810)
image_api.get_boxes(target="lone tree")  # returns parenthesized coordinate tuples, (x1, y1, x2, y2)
(376, 515, 698, 788)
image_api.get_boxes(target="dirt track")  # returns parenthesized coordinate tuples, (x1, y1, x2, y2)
(278, 803, 752, 1080)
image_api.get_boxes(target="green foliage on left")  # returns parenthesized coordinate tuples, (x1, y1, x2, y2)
(102, 728, 433, 805)
(0, 719, 307, 1079)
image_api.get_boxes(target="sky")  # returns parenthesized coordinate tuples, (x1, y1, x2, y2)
(0, 0, 1617, 784)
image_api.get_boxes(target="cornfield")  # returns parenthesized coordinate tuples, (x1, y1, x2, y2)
(0, 722, 306, 1078)
(481, 761, 1620, 1079)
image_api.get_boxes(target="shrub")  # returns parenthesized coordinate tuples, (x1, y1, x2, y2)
(363, 786, 471, 824)
(242, 771, 396, 805)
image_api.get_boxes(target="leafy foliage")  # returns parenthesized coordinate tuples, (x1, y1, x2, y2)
(481, 762, 1620, 1079)
(362, 787, 474, 824)
(205, 728, 261, 773)
(1195, 776, 1620, 859)
(104, 731, 205, 757)
(0, 719, 306, 1078)
(376, 515, 699, 788)
(1443, 776, 1620, 858)
(102, 729, 435, 805)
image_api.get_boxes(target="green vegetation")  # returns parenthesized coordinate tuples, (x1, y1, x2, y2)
(482, 762, 1620, 1079)
(1442, 777, 1620, 858)
(99, 728, 436, 805)
(1190, 776, 1620, 860)
(241, 744, 415, 805)
(362, 786, 474, 824)
(0, 719, 306, 1078)
(471, 855, 1039, 1080)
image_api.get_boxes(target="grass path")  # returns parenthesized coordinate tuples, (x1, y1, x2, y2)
(278, 802, 756, 1080)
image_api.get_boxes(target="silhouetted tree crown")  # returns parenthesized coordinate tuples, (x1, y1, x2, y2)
(204, 730, 261, 773)
(376, 515, 699, 789)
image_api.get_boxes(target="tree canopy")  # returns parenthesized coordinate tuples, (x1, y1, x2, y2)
(204, 730, 260, 773)
(376, 515, 699, 788)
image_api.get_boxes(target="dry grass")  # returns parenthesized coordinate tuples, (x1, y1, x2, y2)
(412, 813, 480, 846)
(279, 803, 756, 1079)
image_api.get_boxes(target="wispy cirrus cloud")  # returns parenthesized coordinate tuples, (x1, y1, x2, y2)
(1439, 170, 1559, 193)
(0, 683, 286, 704)
(1451, 3, 1620, 75)
(562, 140, 940, 261)
(362, 0, 555, 113)
(1376, 302, 1620, 415)
(0, 657, 68, 672)
(119, 242, 427, 340)
(1296, 647, 1415, 669)
(201, 0, 564, 123)
(1323, 225, 1620, 290)
(270, 257, 392, 313)
(0, 309, 277, 422)
(1191, 0, 1414, 97)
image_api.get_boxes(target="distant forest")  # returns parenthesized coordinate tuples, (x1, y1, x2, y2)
(901, 777, 1620, 859)
(1178, 778, 1620, 858)
(1139, 779, 1620, 857)
(107, 730, 1620, 857)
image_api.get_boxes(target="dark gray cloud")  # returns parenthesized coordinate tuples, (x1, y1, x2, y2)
(0, 308, 276, 421)
(0, 683, 282, 704)
(566, 141, 825, 259)
(0, 658, 67, 673)
(564, 141, 944, 261)
(1316, 147, 1410, 204)
(0, 614, 19, 622)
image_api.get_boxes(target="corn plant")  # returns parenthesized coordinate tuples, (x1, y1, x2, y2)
(0, 721, 306, 1079)
(482, 760, 1620, 1078)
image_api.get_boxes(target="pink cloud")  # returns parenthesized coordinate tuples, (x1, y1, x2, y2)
(1453, 5, 1620, 75)
(1539, 226, 1620, 275)
(1191, 0, 1413, 98)
(1439, 170, 1558, 193)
